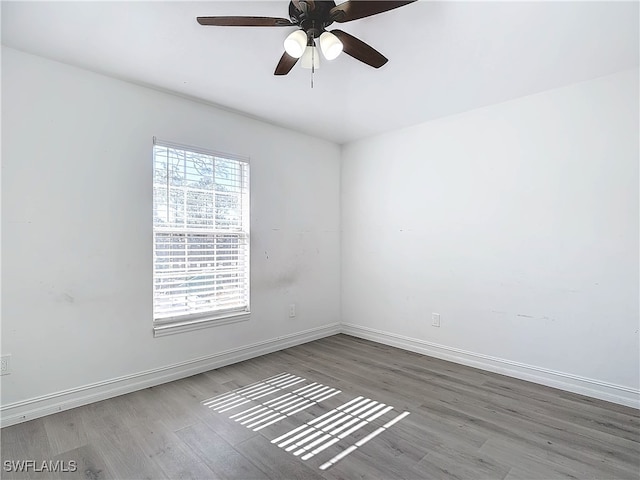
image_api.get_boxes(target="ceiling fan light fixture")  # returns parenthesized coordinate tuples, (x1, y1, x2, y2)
(197, 0, 418, 76)
(319, 31, 343, 60)
(301, 45, 320, 69)
(284, 30, 307, 58)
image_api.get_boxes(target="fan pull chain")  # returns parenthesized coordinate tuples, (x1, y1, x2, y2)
(311, 45, 315, 88)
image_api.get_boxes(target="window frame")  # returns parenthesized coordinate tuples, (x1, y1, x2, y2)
(152, 138, 250, 337)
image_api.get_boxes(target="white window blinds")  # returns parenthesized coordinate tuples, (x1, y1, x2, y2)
(153, 139, 250, 327)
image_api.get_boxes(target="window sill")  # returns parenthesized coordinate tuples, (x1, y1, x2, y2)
(153, 311, 250, 337)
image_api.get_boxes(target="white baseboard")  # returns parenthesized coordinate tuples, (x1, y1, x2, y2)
(2, 321, 637, 427)
(0, 323, 340, 428)
(341, 323, 640, 409)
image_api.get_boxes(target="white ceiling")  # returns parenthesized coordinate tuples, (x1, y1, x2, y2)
(2, 1, 638, 144)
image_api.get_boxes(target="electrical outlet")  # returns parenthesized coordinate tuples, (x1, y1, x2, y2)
(1, 355, 11, 375)
(289, 303, 296, 318)
(431, 313, 441, 327)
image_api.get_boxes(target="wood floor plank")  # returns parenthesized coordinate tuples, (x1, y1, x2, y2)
(150, 382, 203, 432)
(419, 451, 510, 480)
(42, 409, 89, 457)
(0, 425, 38, 480)
(1, 418, 54, 479)
(481, 379, 640, 443)
(128, 420, 218, 480)
(175, 422, 268, 480)
(174, 373, 227, 400)
(51, 444, 111, 480)
(419, 388, 639, 472)
(234, 435, 325, 480)
(323, 440, 427, 480)
(195, 405, 259, 447)
(91, 423, 167, 480)
(418, 441, 510, 480)
(78, 395, 139, 443)
(480, 437, 610, 480)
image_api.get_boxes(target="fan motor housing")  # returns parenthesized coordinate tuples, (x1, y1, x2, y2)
(289, 0, 337, 37)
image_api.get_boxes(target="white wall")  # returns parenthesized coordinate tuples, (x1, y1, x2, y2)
(342, 69, 639, 405)
(1, 47, 341, 421)
(2, 47, 638, 423)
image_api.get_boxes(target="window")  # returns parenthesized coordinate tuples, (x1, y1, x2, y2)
(152, 138, 250, 336)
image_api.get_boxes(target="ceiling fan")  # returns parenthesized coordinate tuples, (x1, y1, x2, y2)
(197, 1, 417, 76)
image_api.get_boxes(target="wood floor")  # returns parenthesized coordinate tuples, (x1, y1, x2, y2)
(2, 334, 639, 479)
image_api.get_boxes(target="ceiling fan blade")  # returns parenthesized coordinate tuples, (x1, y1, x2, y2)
(197, 16, 294, 27)
(293, 0, 316, 12)
(274, 52, 299, 75)
(331, 30, 388, 68)
(330, 1, 416, 23)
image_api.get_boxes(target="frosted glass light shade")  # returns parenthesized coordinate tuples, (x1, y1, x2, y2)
(284, 30, 307, 58)
(301, 46, 320, 69)
(319, 31, 343, 60)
